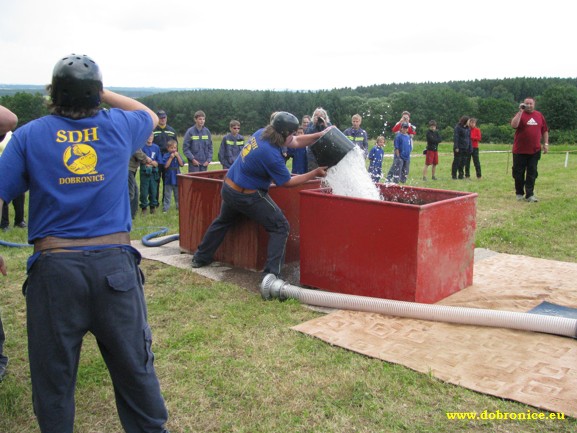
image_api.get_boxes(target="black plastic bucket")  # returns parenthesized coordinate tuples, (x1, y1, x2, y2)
(309, 128, 355, 167)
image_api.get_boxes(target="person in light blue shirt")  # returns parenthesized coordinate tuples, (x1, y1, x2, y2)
(389, 123, 413, 183)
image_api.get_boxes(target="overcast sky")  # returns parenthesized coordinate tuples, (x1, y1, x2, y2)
(0, 0, 573, 91)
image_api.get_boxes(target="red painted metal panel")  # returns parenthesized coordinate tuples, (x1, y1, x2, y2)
(178, 170, 321, 271)
(299, 184, 477, 303)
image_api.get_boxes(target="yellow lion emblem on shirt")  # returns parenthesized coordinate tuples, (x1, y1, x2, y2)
(241, 136, 258, 161)
(63, 144, 98, 175)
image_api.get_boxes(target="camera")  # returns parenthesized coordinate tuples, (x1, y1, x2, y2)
(520, 103, 527, 110)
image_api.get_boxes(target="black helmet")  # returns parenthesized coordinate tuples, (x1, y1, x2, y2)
(272, 112, 299, 137)
(51, 54, 103, 108)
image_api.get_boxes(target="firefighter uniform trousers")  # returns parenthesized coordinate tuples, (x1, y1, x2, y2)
(24, 248, 168, 433)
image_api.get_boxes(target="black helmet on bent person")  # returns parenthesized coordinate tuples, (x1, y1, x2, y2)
(272, 112, 299, 138)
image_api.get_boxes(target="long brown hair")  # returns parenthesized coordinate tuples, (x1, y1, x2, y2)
(260, 124, 286, 148)
(46, 84, 101, 119)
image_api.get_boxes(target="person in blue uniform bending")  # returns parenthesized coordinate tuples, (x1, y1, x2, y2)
(218, 119, 244, 169)
(0, 54, 170, 433)
(191, 112, 329, 278)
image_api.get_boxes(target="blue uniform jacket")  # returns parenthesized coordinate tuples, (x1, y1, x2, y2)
(343, 127, 369, 155)
(183, 125, 213, 164)
(218, 133, 245, 168)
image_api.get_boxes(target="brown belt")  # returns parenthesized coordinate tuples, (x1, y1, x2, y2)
(224, 177, 257, 194)
(34, 232, 131, 253)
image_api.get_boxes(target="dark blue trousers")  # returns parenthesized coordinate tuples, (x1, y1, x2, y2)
(25, 248, 168, 433)
(194, 183, 290, 277)
(465, 148, 482, 178)
(1, 193, 25, 228)
(452, 150, 468, 179)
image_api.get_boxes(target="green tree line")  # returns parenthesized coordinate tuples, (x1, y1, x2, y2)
(3, 77, 577, 144)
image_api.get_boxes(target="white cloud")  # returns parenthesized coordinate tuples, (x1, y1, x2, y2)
(1, 0, 574, 90)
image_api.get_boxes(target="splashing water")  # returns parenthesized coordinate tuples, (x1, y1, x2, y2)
(323, 146, 382, 200)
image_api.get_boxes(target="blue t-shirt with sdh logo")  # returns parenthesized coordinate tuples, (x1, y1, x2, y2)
(0, 109, 152, 243)
(226, 128, 291, 191)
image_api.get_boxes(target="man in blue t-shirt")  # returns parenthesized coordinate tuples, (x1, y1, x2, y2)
(0, 55, 169, 433)
(191, 112, 329, 278)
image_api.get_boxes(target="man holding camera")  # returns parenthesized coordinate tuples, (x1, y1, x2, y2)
(510, 97, 549, 202)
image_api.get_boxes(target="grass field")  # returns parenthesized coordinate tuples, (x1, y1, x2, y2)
(1, 141, 576, 432)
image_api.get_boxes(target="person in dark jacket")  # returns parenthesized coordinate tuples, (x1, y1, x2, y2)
(452, 115, 471, 179)
(153, 110, 178, 206)
(218, 120, 244, 169)
(183, 110, 213, 172)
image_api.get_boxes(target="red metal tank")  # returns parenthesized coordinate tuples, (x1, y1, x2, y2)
(299, 184, 477, 303)
(178, 170, 321, 271)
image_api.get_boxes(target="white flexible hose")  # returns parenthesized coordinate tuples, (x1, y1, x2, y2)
(261, 274, 577, 338)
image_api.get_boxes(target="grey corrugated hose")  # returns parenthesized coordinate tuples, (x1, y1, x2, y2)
(260, 274, 577, 339)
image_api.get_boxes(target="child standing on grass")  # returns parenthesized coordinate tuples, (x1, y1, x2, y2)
(140, 133, 160, 215)
(286, 126, 307, 173)
(162, 139, 184, 213)
(390, 123, 412, 183)
(343, 113, 369, 157)
(423, 120, 442, 181)
(466, 118, 482, 179)
(218, 120, 244, 169)
(368, 136, 386, 183)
